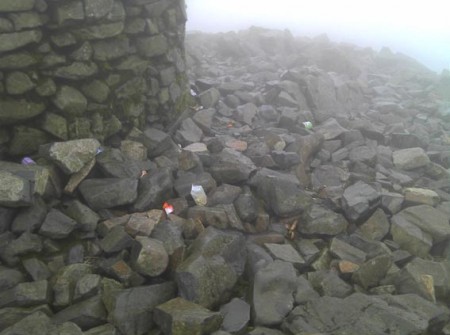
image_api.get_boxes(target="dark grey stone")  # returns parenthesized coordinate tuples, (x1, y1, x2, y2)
(109, 282, 176, 335)
(98, 225, 134, 254)
(255, 169, 312, 217)
(209, 148, 256, 184)
(220, 298, 250, 333)
(79, 178, 138, 210)
(300, 204, 348, 236)
(133, 168, 174, 212)
(206, 184, 242, 206)
(96, 148, 142, 178)
(154, 297, 223, 335)
(1, 232, 43, 266)
(234, 187, 259, 223)
(60, 199, 99, 233)
(0, 267, 25, 292)
(52, 295, 107, 330)
(22, 257, 51, 281)
(282, 293, 449, 335)
(252, 260, 297, 326)
(0, 280, 50, 308)
(308, 270, 353, 298)
(341, 181, 380, 223)
(38, 208, 77, 239)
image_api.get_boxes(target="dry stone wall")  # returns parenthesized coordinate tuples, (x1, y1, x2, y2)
(0, 0, 189, 158)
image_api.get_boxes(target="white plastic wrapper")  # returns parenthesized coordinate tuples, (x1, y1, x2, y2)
(191, 184, 207, 206)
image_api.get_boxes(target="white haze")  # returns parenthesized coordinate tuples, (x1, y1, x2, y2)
(185, 0, 450, 73)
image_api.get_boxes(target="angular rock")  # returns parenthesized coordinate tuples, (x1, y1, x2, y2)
(79, 178, 138, 210)
(294, 275, 320, 304)
(6, 71, 35, 95)
(60, 199, 99, 233)
(264, 243, 305, 268)
(316, 118, 347, 140)
(0, 0, 35, 12)
(54, 0, 85, 25)
(22, 257, 51, 281)
(342, 181, 380, 222)
(0, 311, 82, 335)
(308, 270, 353, 298)
(133, 168, 174, 212)
(352, 254, 393, 290)
(52, 295, 107, 330)
(137, 34, 168, 57)
(359, 208, 390, 241)
(252, 260, 297, 326)
(282, 293, 449, 335)
(394, 258, 450, 301)
(40, 139, 100, 175)
(330, 237, 367, 264)
(176, 227, 245, 307)
(209, 148, 256, 184)
(98, 225, 134, 254)
(404, 187, 440, 206)
(0, 30, 42, 53)
(131, 236, 169, 277)
(53, 86, 87, 116)
(0, 171, 32, 207)
(198, 87, 220, 108)
(393, 147, 430, 170)
(390, 213, 433, 258)
(349, 145, 377, 167)
(38, 208, 77, 239)
(109, 282, 176, 335)
(300, 204, 348, 236)
(154, 297, 223, 335)
(0, 99, 45, 125)
(255, 169, 312, 217)
(1, 232, 43, 266)
(175, 117, 203, 146)
(0, 267, 25, 292)
(220, 298, 250, 334)
(394, 205, 450, 244)
(0, 280, 50, 308)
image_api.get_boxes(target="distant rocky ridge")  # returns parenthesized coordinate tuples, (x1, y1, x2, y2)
(1, 25, 450, 335)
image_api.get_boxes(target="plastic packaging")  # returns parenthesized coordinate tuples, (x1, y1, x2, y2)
(303, 121, 313, 130)
(191, 184, 207, 206)
(21, 157, 36, 165)
(163, 202, 174, 215)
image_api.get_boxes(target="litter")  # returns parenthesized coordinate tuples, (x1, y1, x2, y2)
(302, 121, 313, 130)
(163, 202, 174, 215)
(21, 157, 36, 165)
(96, 147, 104, 155)
(190, 184, 207, 206)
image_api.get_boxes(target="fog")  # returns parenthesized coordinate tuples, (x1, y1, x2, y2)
(185, 0, 450, 74)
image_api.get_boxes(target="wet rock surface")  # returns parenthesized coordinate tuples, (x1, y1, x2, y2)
(0, 26, 450, 335)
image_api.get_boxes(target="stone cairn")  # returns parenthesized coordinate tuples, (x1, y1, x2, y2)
(1, 19, 450, 335)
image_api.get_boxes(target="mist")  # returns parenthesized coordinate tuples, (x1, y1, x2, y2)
(185, 0, 450, 74)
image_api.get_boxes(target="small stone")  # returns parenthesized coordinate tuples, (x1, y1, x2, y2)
(40, 138, 100, 174)
(393, 147, 430, 170)
(154, 297, 223, 335)
(404, 187, 440, 206)
(131, 236, 169, 277)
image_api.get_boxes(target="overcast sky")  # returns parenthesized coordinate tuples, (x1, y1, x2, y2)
(185, 0, 450, 73)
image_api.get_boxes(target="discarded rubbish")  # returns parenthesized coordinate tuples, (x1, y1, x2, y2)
(191, 184, 207, 206)
(96, 147, 104, 155)
(140, 170, 148, 178)
(303, 121, 313, 129)
(163, 202, 174, 215)
(21, 157, 36, 165)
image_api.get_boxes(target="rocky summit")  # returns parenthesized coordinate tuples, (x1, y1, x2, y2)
(1, 25, 450, 335)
